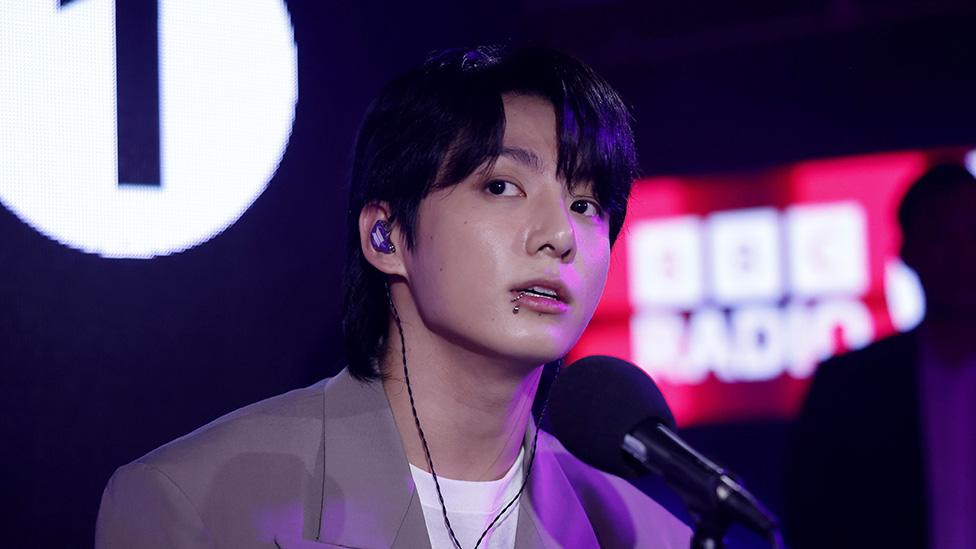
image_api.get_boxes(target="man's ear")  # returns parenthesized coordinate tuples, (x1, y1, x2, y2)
(359, 202, 407, 277)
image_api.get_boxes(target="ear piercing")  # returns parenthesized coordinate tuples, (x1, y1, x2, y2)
(511, 291, 526, 314)
(370, 220, 396, 254)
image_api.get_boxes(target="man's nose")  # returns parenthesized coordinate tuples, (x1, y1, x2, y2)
(526, 195, 576, 262)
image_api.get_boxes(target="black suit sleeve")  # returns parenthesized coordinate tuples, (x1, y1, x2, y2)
(784, 358, 853, 549)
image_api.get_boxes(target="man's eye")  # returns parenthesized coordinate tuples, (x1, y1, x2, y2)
(570, 199, 602, 217)
(485, 179, 522, 196)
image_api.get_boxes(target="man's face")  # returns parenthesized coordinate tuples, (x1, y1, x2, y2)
(399, 94, 611, 367)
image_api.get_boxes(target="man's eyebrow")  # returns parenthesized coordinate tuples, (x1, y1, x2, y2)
(499, 147, 544, 174)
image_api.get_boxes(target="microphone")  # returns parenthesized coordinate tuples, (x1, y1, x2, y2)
(548, 355, 780, 541)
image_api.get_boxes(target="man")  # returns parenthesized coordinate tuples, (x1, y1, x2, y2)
(784, 164, 976, 549)
(95, 45, 691, 548)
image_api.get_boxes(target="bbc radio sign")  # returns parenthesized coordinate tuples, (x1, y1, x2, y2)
(0, 1, 298, 258)
(626, 201, 924, 384)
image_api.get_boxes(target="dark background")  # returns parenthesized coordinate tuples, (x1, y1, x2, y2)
(2, 1, 975, 546)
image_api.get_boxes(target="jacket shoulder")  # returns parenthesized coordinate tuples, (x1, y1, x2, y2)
(130, 378, 332, 509)
(815, 331, 915, 384)
(801, 331, 917, 423)
(97, 377, 339, 548)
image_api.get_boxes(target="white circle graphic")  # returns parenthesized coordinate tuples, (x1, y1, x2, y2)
(0, 1, 298, 258)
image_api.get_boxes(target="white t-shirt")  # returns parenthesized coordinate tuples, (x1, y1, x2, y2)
(409, 448, 524, 549)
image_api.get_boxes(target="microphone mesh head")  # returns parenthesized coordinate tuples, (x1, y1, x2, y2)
(548, 355, 675, 478)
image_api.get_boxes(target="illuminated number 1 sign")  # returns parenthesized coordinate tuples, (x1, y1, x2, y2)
(0, 1, 298, 258)
(62, 0, 162, 187)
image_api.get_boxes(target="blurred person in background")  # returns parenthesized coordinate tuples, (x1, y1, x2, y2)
(785, 164, 976, 549)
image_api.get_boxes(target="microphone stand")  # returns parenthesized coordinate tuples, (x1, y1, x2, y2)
(687, 499, 784, 549)
(622, 426, 784, 549)
(689, 509, 731, 549)
(684, 481, 785, 549)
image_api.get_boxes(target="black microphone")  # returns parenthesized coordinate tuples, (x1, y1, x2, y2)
(548, 355, 780, 542)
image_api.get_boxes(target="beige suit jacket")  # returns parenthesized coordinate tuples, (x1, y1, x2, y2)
(96, 368, 690, 548)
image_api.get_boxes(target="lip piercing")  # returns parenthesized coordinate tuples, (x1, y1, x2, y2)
(511, 291, 526, 314)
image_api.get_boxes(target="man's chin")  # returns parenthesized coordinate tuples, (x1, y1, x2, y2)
(504, 345, 570, 370)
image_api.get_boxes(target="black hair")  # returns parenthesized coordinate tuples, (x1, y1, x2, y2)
(898, 163, 976, 236)
(342, 45, 639, 381)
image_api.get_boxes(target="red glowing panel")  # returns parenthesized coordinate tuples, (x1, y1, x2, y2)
(569, 149, 965, 426)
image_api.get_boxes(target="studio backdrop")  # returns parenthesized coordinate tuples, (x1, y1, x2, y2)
(2, 1, 974, 546)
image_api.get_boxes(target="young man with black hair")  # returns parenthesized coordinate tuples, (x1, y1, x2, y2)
(96, 45, 691, 549)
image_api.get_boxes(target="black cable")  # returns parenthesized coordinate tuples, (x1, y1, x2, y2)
(387, 284, 557, 549)
(473, 362, 558, 549)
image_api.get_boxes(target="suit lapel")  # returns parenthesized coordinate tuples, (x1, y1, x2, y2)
(315, 370, 431, 549)
(301, 370, 597, 549)
(516, 423, 600, 549)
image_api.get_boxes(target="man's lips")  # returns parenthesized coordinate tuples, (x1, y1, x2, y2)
(510, 278, 571, 304)
(510, 289, 571, 314)
(509, 278, 573, 315)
